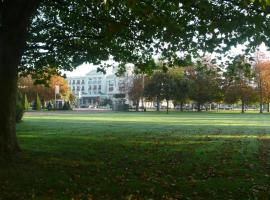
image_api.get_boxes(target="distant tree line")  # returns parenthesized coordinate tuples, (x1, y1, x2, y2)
(16, 75, 75, 122)
(129, 55, 270, 113)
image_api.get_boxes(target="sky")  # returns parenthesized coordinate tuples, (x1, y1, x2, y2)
(64, 43, 270, 77)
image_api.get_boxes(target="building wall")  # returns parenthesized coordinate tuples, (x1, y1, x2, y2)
(67, 69, 132, 107)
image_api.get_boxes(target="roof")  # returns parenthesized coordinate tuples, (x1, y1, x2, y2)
(85, 70, 103, 76)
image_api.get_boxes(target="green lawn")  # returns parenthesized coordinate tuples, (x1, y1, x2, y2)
(1, 111, 270, 199)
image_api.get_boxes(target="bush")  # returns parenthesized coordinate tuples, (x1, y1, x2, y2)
(24, 94, 30, 110)
(33, 93, 42, 110)
(47, 101, 53, 110)
(41, 98, 46, 109)
(62, 101, 72, 110)
(99, 98, 112, 107)
(112, 102, 129, 111)
(16, 92, 24, 123)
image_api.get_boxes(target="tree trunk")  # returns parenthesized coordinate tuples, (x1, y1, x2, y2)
(141, 96, 144, 111)
(156, 96, 160, 112)
(180, 102, 184, 112)
(260, 102, 263, 113)
(0, 1, 39, 154)
(241, 100, 245, 113)
(258, 72, 263, 114)
(197, 103, 201, 112)
(166, 99, 169, 114)
(259, 89, 263, 113)
(268, 102, 270, 113)
(135, 100, 139, 112)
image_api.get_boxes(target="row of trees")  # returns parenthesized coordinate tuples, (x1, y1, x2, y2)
(16, 75, 75, 118)
(18, 75, 75, 103)
(129, 55, 270, 113)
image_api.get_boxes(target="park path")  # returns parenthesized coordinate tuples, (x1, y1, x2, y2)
(24, 109, 112, 116)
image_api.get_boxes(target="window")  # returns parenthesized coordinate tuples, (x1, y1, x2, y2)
(118, 81, 125, 92)
(77, 86, 80, 91)
(72, 86, 75, 91)
(93, 85, 97, 94)
(88, 87, 91, 94)
(81, 86, 85, 91)
(82, 80, 85, 84)
(109, 84, 114, 92)
(77, 80, 80, 84)
(88, 78, 92, 84)
(72, 80, 75, 84)
(98, 85, 101, 93)
(108, 80, 114, 92)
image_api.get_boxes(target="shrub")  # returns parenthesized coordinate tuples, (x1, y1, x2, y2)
(24, 94, 30, 110)
(47, 101, 53, 110)
(62, 101, 72, 110)
(99, 98, 112, 107)
(33, 93, 42, 110)
(41, 98, 46, 109)
(16, 92, 24, 123)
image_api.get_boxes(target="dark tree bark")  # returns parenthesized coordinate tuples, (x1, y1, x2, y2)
(259, 87, 263, 113)
(241, 100, 245, 113)
(259, 102, 263, 113)
(166, 99, 169, 114)
(197, 103, 201, 112)
(156, 96, 160, 112)
(267, 103, 270, 113)
(180, 102, 184, 112)
(135, 99, 139, 112)
(0, 1, 39, 153)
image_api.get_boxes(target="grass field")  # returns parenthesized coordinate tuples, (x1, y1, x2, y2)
(1, 111, 270, 199)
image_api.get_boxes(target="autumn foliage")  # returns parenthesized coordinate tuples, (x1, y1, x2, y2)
(18, 75, 73, 103)
(255, 61, 270, 103)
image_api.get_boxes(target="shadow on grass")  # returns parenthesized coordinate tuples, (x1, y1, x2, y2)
(1, 134, 270, 199)
(5, 112, 270, 199)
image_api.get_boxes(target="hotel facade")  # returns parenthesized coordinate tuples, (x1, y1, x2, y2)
(67, 67, 133, 108)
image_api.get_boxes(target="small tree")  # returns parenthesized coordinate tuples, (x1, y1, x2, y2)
(224, 55, 256, 113)
(16, 92, 24, 123)
(24, 94, 30, 110)
(62, 101, 72, 110)
(224, 84, 258, 113)
(254, 59, 270, 113)
(144, 71, 173, 112)
(33, 93, 42, 111)
(187, 62, 222, 112)
(170, 69, 191, 112)
(46, 101, 53, 110)
(144, 72, 164, 112)
(129, 75, 145, 111)
(162, 72, 173, 114)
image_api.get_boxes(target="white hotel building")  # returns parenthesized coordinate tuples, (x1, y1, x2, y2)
(67, 67, 133, 108)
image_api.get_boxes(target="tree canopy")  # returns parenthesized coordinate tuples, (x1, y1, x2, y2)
(20, 0, 270, 77)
